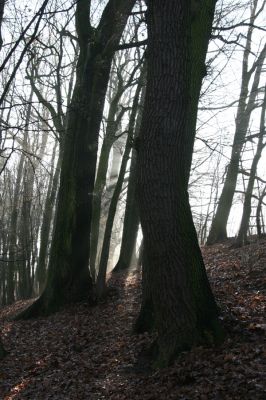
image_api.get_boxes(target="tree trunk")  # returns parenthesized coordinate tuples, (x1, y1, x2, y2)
(136, 0, 222, 367)
(113, 163, 139, 272)
(90, 57, 139, 281)
(113, 83, 146, 272)
(256, 186, 266, 237)
(135, 0, 218, 336)
(96, 74, 143, 297)
(18, 0, 136, 318)
(18, 163, 34, 299)
(36, 145, 61, 294)
(207, 1, 266, 244)
(0, 0, 7, 356)
(89, 111, 124, 281)
(0, 0, 6, 51)
(6, 88, 34, 304)
(236, 86, 266, 246)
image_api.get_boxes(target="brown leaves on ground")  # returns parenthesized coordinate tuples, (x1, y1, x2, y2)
(0, 237, 266, 399)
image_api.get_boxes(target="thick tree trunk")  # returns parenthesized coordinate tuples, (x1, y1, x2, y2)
(135, 0, 217, 335)
(136, 0, 222, 367)
(207, 2, 266, 244)
(18, 0, 136, 318)
(236, 87, 266, 246)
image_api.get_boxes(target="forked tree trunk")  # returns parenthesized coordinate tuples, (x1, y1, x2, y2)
(136, 0, 222, 367)
(18, 0, 136, 318)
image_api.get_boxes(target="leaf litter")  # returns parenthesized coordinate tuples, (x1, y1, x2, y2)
(0, 237, 265, 399)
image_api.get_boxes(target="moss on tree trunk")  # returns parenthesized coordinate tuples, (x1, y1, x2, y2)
(17, 0, 136, 318)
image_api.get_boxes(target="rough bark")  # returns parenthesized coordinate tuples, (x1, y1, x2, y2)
(136, 0, 222, 367)
(135, 0, 218, 336)
(207, 1, 266, 244)
(18, 0, 136, 318)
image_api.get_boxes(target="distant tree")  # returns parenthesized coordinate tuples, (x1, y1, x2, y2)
(96, 67, 144, 297)
(256, 184, 266, 236)
(113, 86, 145, 272)
(236, 86, 266, 246)
(90, 51, 142, 282)
(207, 0, 266, 244)
(136, 0, 223, 367)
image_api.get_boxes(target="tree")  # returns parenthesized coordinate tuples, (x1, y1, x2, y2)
(96, 67, 144, 297)
(0, 0, 6, 360)
(207, 0, 266, 244)
(236, 85, 266, 246)
(136, 0, 223, 367)
(18, 0, 136, 318)
(90, 52, 142, 282)
(113, 71, 145, 273)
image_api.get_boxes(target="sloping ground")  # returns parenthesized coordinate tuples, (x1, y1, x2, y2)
(0, 238, 265, 400)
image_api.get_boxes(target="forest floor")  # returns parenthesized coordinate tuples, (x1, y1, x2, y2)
(0, 238, 266, 400)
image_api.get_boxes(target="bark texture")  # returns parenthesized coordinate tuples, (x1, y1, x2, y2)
(136, 0, 222, 367)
